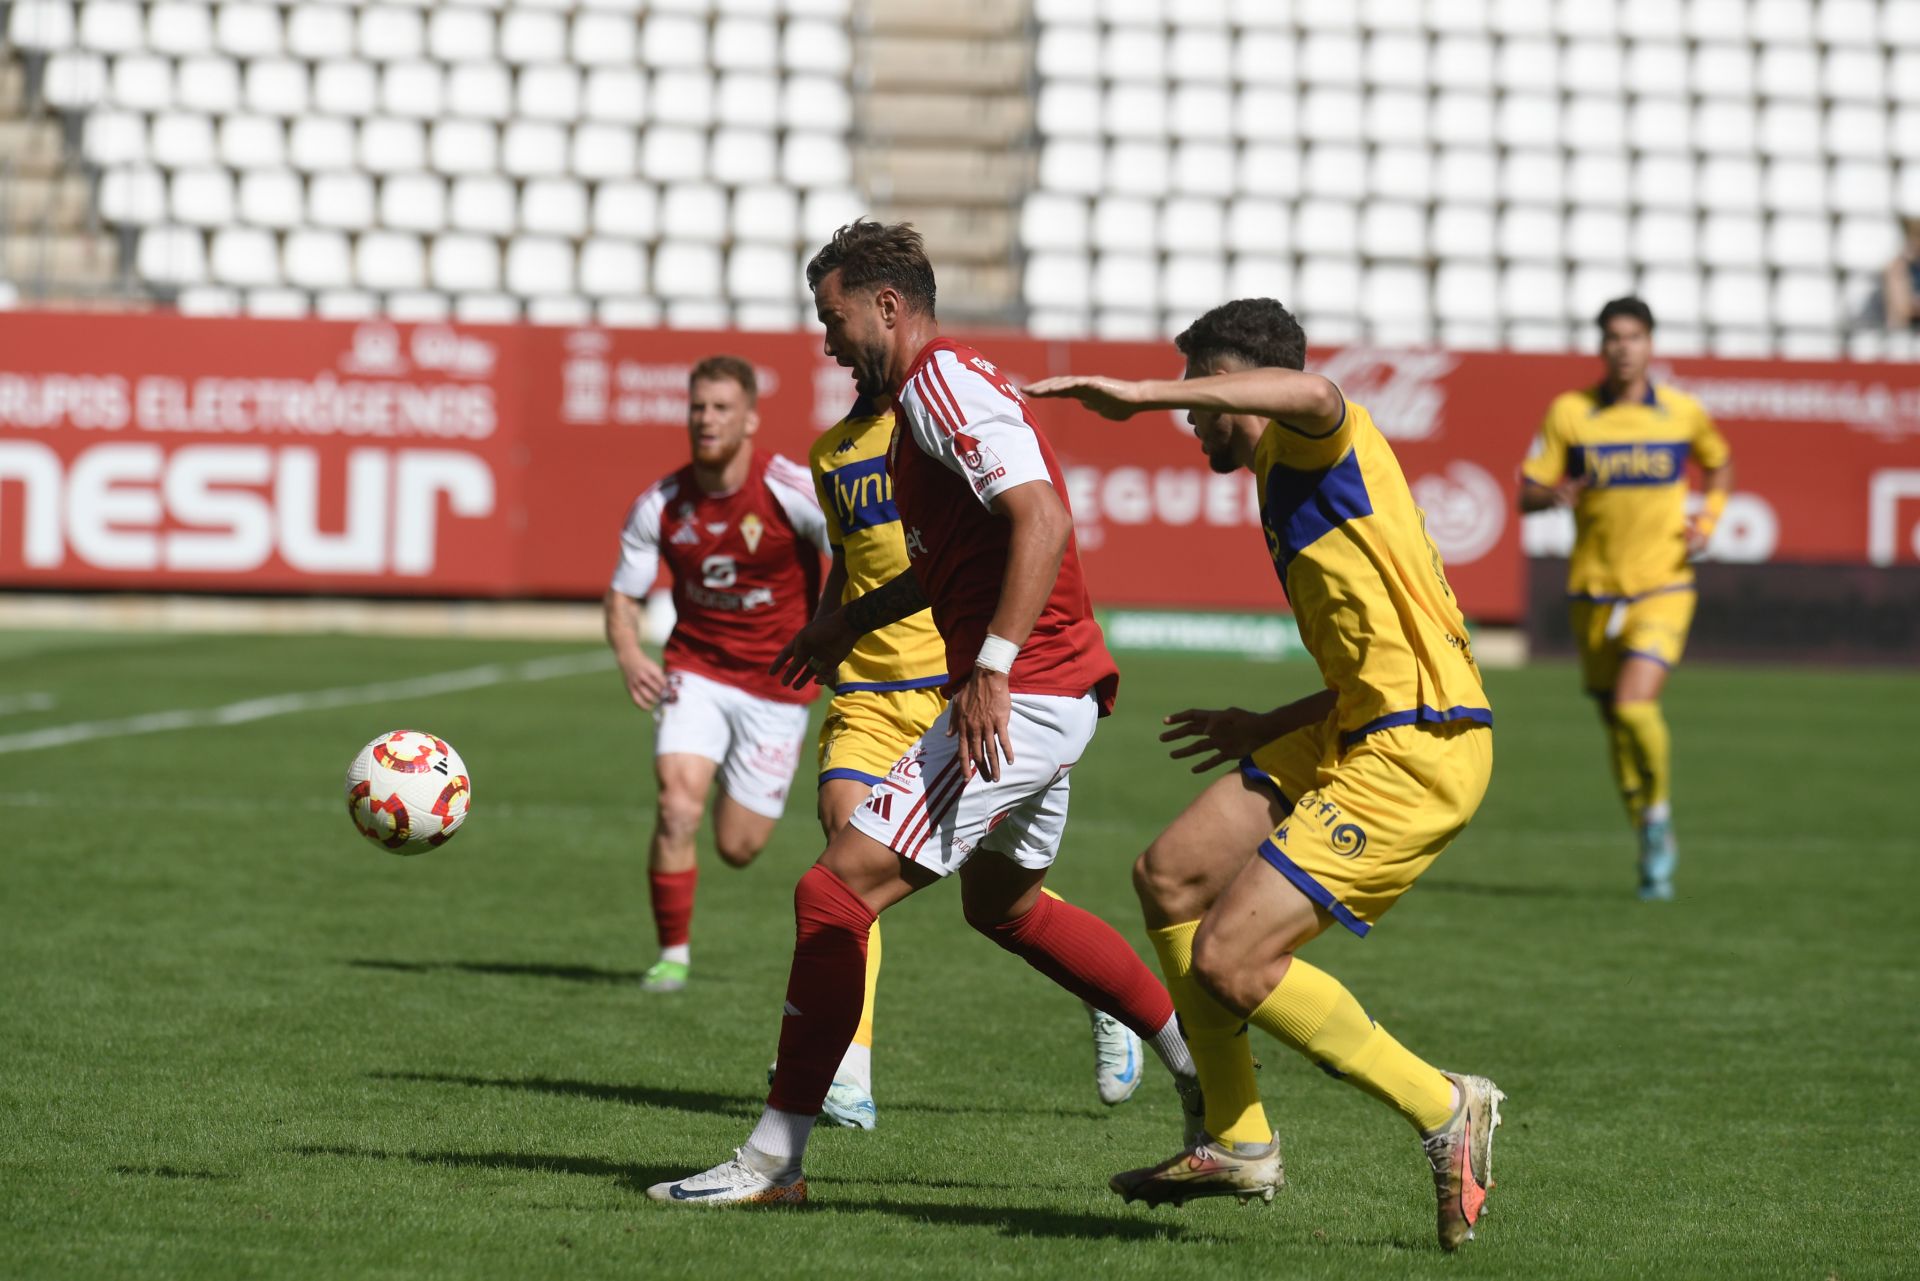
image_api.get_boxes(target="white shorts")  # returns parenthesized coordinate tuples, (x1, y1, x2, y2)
(654, 668, 811, 820)
(847, 691, 1098, 876)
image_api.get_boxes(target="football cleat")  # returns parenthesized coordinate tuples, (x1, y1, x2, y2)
(1637, 819, 1677, 901)
(1089, 1007, 1144, 1106)
(821, 1079, 877, 1130)
(1110, 1132, 1283, 1208)
(1422, 1072, 1505, 1251)
(645, 1148, 807, 1207)
(640, 959, 689, 993)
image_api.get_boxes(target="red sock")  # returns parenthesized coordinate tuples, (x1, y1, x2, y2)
(978, 893, 1174, 1037)
(767, 864, 876, 1116)
(649, 868, 698, 949)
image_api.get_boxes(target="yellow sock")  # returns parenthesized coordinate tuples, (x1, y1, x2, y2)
(851, 919, 881, 1049)
(1249, 957, 1454, 1134)
(1147, 922, 1271, 1146)
(1612, 700, 1671, 815)
(1600, 706, 1646, 819)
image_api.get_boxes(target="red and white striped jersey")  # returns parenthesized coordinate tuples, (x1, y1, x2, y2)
(891, 337, 1119, 713)
(612, 450, 829, 705)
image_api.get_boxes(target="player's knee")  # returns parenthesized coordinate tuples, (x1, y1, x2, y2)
(714, 834, 764, 868)
(655, 789, 704, 841)
(1189, 924, 1258, 1014)
(1133, 842, 1199, 918)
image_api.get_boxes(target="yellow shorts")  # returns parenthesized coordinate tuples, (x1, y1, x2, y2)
(1240, 716, 1493, 937)
(1568, 586, 1697, 695)
(816, 686, 948, 786)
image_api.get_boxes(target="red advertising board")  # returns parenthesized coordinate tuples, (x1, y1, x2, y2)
(5, 310, 1920, 623)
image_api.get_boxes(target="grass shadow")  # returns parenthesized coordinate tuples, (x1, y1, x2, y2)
(371, 1070, 1079, 1122)
(347, 958, 646, 985)
(1419, 878, 1617, 902)
(113, 1164, 226, 1180)
(811, 1195, 1188, 1242)
(290, 1144, 680, 1193)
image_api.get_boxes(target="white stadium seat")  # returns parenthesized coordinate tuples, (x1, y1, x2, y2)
(100, 167, 167, 224)
(522, 177, 589, 237)
(170, 168, 235, 227)
(111, 55, 172, 113)
(381, 174, 447, 234)
(429, 7, 494, 62)
(654, 241, 723, 299)
(237, 170, 302, 229)
(450, 175, 516, 234)
(41, 51, 107, 108)
(314, 60, 378, 119)
(152, 112, 217, 168)
(431, 235, 502, 292)
(210, 227, 280, 287)
(661, 183, 729, 241)
(245, 59, 310, 117)
(506, 236, 576, 296)
(518, 64, 582, 122)
(574, 10, 640, 66)
(733, 185, 798, 243)
(500, 9, 567, 63)
(594, 181, 661, 239)
(1092, 196, 1156, 252)
(308, 172, 374, 230)
(148, 2, 213, 57)
(503, 121, 570, 178)
(1021, 193, 1089, 253)
(77, 1, 139, 54)
(288, 113, 357, 171)
(284, 229, 353, 290)
(447, 64, 513, 121)
(383, 63, 445, 120)
(1024, 252, 1092, 311)
(727, 244, 797, 302)
(220, 116, 285, 171)
(359, 118, 427, 176)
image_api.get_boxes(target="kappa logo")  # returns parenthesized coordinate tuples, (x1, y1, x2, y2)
(833, 436, 859, 454)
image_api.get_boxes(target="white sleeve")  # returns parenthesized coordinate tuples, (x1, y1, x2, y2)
(765, 454, 831, 554)
(900, 349, 1052, 509)
(609, 479, 670, 597)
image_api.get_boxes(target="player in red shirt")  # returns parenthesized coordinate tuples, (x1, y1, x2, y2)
(604, 355, 829, 994)
(649, 223, 1198, 1207)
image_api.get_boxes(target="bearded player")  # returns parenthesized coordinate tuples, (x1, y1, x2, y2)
(1028, 297, 1503, 1252)
(604, 355, 828, 994)
(647, 220, 1197, 1206)
(1521, 297, 1732, 901)
(802, 390, 1150, 1129)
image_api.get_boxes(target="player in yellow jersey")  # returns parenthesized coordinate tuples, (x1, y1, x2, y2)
(1520, 297, 1731, 901)
(800, 392, 1148, 1129)
(1030, 298, 1503, 1252)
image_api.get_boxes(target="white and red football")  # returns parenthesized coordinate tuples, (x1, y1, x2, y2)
(344, 730, 472, 855)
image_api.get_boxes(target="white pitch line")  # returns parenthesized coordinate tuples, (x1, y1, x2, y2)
(0, 692, 57, 717)
(0, 651, 614, 756)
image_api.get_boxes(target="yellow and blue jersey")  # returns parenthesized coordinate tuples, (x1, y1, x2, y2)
(1254, 396, 1490, 748)
(808, 398, 948, 694)
(1522, 381, 1730, 601)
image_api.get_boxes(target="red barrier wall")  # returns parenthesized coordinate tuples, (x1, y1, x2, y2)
(6, 311, 1920, 623)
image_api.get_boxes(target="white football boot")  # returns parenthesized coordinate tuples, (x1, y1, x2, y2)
(1088, 1005, 1145, 1106)
(646, 1147, 807, 1207)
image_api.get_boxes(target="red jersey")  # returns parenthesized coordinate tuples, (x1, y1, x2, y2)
(611, 450, 829, 704)
(890, 338, 1119, 713)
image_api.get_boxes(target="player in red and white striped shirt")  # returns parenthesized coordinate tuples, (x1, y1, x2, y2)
(604, 355, 829, 996)
(650, 223, 1198, 1207)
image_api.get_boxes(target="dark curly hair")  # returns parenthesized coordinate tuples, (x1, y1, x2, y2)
(805, 219, 937, 317)
(1173, 299, 1308, 372)
(1596, 296, 1656, 331)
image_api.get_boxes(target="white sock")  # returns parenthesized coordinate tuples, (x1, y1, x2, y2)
(660, 943, 690, 965)
(834, 1041, 872, 1092)
(745, 1107, 814, 1170)
(1148, 1013, 1195, 1078)
(1641, 801, 1672, 825)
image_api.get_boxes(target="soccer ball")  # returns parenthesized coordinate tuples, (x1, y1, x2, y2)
(344, 730, 472, 855)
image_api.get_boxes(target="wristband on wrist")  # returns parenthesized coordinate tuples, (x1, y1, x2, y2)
(976, 633, 1019, 674)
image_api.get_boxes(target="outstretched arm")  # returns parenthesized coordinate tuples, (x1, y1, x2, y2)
(1160, 688, 1339, 774)
(1026, 368, 1345, 436)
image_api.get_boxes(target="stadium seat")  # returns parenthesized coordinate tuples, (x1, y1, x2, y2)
(1434, 262, 1499, 323)
(1566, 263, 1635, 319)
(1430, 204, 1495, 260)
(1036, 26, 1098, 81)
(653, 240, 724, 299)
(1638, 265, 1705, 325)
(100, 167, 167, 224)
(1297, 258, 1361, 317)
(528, 296, 593, 326)
(661, 183, 728, 241)
(1294, 200, 1358, 256)
(1567, 152, 1630, 208)
(1094, 252, 1157, 309)
(1106, 26, 1167, 81)
(1499, 206, 1562, 262)
(176, 285, 240, 316)
(1634, 210, 1698, 266)
(594, 180, 660, 239)
(245, 58, 310, 117)
(170, 168, 235, 227)
(135, 226, 206, 286)
(1497, 37, 1557, 94)
(1162, 252, 1228, 313)
(580, 238, 648, 297)
(522, 178, 589, 237)
(289, 116, 355, 172)
(1566, 209, 1630, 263)
(1093, 196, 1156, 252)
(501, 9, 566, 63)
(727, 244, 797, 302)
(315, 291, 379, 320)
(430, 234, 501, 293)
(360, 118, 427, 176)
(148, 2, 213, 57)
(449, 175, 515, 234)
(1161, 196, 1225, 254)
(1431, 92, 1494, 147)
(77, 1, 139, 54)
(1106, 141, 1172, 197)
(598, 296, 663, 328)
(1434, 148, 1498, 203)
(220, 116, 286, 172)
(713, 129, 779, 185)
(286, 7, 351, 60)
(1024, 252, 1092, 311)
(237, 170, 301, 229)
(1633, 155, 1696, 210)
(1228, 253, 1292, 302)
(153, 111, 217, 168)
(1362, 262, 1429, 323)
(1226, 196, 1288, 254)
(209, 226, 279, 287)
(1705, 268, 1770, 328)
(309, 172, 374, 230)
(518, 64, 582, 122)
(41, 51, 107, 109)
(1300, 32, 1363, 85)
(428, 7, 493, 62)
(313, 60, 377, 119)
(1501, 150, 1564, 206)
(83, 111, 147, 166)
(245, 288, 309, 318)
(1301, 88, 1364, 143)
(1304, 145, 1367, 200)
(448, 64, 513, 121)
(1369, 144, 1433, 202)
(575, 10, 641, 66)
(111, 55, 173, 113)
(1361, 201, 1424, 259)
(1701, 214, 1765, 269)
(506, 236, 575, 296)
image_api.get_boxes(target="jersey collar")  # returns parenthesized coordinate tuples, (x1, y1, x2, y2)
(1593, 379, 1658, 410)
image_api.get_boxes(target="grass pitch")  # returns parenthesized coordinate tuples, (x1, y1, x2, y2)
(0, 630, 1914, 1280)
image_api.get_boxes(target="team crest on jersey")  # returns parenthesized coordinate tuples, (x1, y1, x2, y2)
(740, 512, 764, 553)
